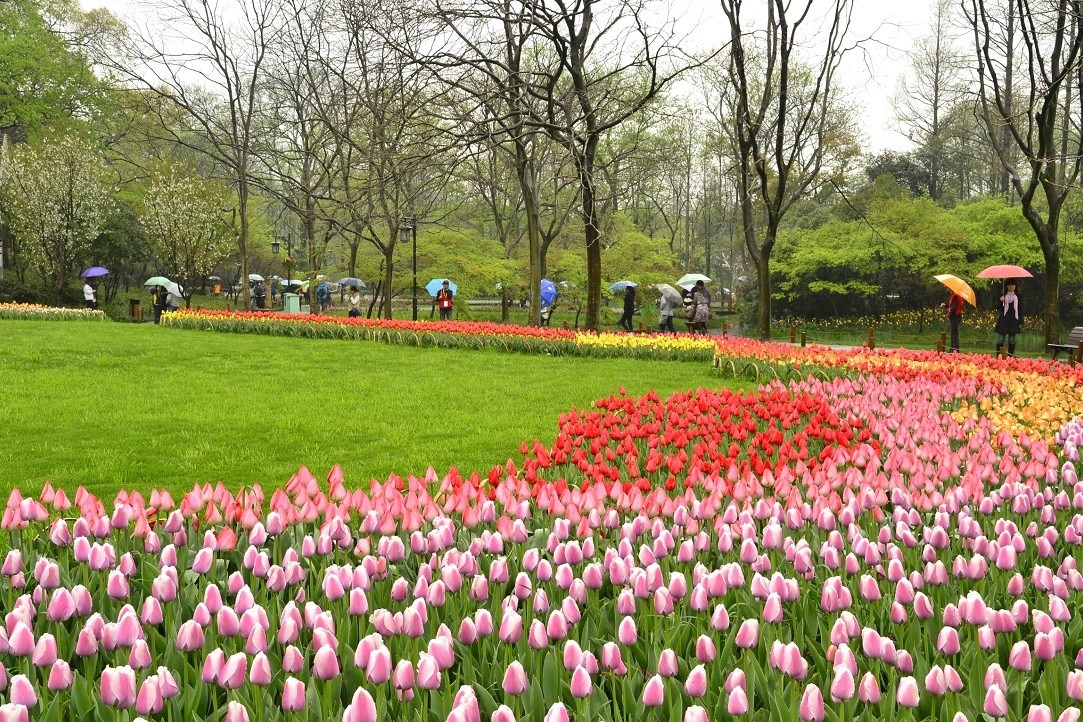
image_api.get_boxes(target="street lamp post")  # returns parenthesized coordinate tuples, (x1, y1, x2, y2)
(271, 234, 293, 308)
(400, 216, 417, 321)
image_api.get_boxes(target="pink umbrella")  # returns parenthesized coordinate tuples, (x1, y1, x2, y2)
(977, 265, 1033, 279)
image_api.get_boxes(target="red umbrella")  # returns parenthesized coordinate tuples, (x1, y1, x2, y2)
(977, 265, 1033, 279)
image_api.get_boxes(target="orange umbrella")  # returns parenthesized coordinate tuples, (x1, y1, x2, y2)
(934, 274, 977, 306)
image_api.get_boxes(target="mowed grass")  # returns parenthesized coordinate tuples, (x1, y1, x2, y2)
(0, 321, 742, 500)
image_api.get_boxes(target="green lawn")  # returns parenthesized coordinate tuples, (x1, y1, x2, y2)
(0, 321, 738, 500)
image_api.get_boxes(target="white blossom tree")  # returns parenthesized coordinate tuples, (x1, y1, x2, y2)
(141, 166, 234, 307)
(0, 134, 113, 303)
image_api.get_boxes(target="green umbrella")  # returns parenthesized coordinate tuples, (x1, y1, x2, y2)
(144, 276, 172, 287)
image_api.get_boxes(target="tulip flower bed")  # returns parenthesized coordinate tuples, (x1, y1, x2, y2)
(712, 340, 1083, 442)
(162, 309, 718, 362)
(0, 303, 107, 321)
(2, 357, 1083, 722)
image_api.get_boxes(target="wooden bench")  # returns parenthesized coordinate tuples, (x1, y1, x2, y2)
(1048, 326, 1083, 362)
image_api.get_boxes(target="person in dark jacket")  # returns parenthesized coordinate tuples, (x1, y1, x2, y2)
(617, 286, 636, 331)
(942, 290, 965, 353)
(995, 279, 1022, 357)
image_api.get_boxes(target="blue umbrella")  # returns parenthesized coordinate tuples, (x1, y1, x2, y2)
(608, 280, 637, 292)
(81, 266, 109, 278)
(338, 277, 366, 288)
(426, 278, 458, 296)
(540, 279, 558, 308)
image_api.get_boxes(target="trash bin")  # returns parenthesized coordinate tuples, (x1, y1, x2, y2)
(128, 298, 143, 321)
(283, 293, 301, 314)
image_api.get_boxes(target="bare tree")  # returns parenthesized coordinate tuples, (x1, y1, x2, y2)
(320, 0, 455, 318)
(420, 0, 704, 329)
(258, 0, 341, 311)
(894, 0, 971, 201)
(720, 0, 857, 340)
(110, 0, 280, 310)
(966, 0, 1083, 344)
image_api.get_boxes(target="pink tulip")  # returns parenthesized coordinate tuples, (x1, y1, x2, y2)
(986, 664, 1008, 692)
(925, 666, 947, 696)
(897, 676, 920, 708)
(936, 627, 960, 656)
(8, 624, 32, 657)
(695, 635, 716, 663)
(221, 701, 249, 722)
(492, 704, 517, 722)
(570, 666, 592, 698)
(313, 646, 340, 680)
(618, 616, 637, 645)
(281, 677, 306, 712)
(101, 666, 137, 709)
(429, 636, 455, 670)
(728, 686, 749, 716)
(544, 703, 569, 722)
(47, 661, 72, 691)
(642, 675, 664, 707)
(686, 705, 710, 722)
(219, 652, 247, 689)
(1009, 641, 1033, 671)
(830, 667, 855, 702)
(503, 661, 528, 696)
(0, 703, 28, 722)
(417, 653, 441, 690)
(366, 646, 392, 683)
(176, 620, 205, 651)
(799, 684, 825, 722)
(763, 592, 784, 623)
(685, 665, 707, 698)
(1028, 705, 1054, 722)
(858, 672, 881, 703)
(984, 685, 1009, 717)
(658, 649, 679, 677)
(1068, 670, 1083, 701)
(726, 668, 747, 694)
(32, 634, 57, 667)
(735, 619, 759, 649)
(249, 653, 272, 686)
(343, 688, 377, 722)
(8, 676, 35, 708)
(136, 676, 163, 715)
(393, 660, 415, 690)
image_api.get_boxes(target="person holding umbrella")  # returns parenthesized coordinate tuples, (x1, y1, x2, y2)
(941, 288, 965, 353)
(436, 280, 454, 321)
(995, 279, 1022, 357)
(152, 285, 168, 324)
(657, 289, 675, 333)
(82, 279, 98, 310)
(348, 286, 361, 318)
(617, 286, 636, 331)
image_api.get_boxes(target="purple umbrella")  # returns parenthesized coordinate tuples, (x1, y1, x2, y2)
(81, 266, 109, 278)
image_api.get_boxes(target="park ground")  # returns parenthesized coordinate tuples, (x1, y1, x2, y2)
(0, 321, 740, 498)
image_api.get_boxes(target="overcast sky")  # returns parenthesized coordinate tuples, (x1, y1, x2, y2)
(83, 0, 941, 153)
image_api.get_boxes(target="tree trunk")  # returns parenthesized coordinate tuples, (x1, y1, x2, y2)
(755, 249, 772, 341)
(1041, 230, 1061, 345)
(305, 206, 317, 313)
(382, 244, 395, 319)
(579, 150, 602, 331)
(238, 176, 251, 312)
(367, 280, 381, 318)
(348, 241, 359, 278)
(515, 142, 542, 326)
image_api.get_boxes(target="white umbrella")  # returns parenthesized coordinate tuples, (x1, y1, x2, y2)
(677, 273, 711, 286)
(654, 283, 683, 304)
(248, 273, 265, 282)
